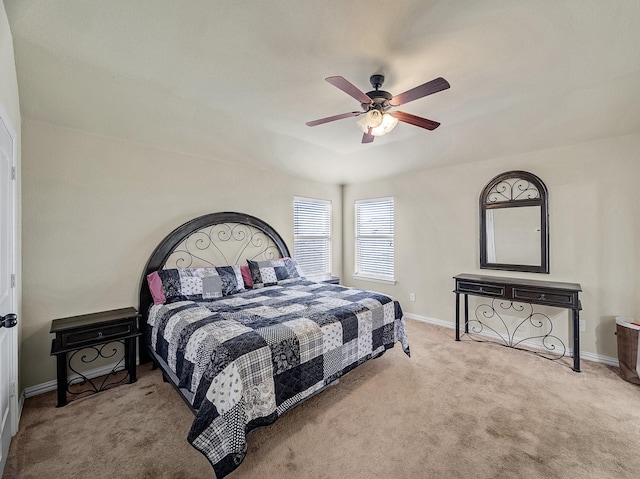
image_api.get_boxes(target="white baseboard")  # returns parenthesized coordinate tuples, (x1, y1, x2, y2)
(403, 312, 620, 368)
(18, 390, 24, 418)
(23, 362, 129, 399)
(404, 312, 454, 329)
(579, 350, 619, 367)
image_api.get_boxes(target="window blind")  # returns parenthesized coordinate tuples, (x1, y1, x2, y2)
(355, 197, 394, 281)
(293, 196, 331, 278)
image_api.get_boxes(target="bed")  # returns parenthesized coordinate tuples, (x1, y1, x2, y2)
(138, 212, 410, 478)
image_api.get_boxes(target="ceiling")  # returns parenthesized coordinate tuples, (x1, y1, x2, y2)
(5, 0, 640, 184)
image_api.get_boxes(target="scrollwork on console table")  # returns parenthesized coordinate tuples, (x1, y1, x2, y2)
(453, 274, 582, 371)
(466, 298, 566, 361)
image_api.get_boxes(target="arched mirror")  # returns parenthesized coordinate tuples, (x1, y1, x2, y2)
(480, 170, 549, 273)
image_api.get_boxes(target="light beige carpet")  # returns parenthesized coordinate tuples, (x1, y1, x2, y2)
(4, 320, 640, 479)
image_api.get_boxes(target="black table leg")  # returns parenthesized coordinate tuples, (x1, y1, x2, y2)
(464, 294, 469, 334)
(127, 337, 137, 382)
(573, 309, 581, 372)
(455, 292, 460, 341)
(56, 353, 67, 407)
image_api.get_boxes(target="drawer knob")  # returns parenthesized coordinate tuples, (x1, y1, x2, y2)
(539, 294, 546, 301)
(98, 331, 103, 339)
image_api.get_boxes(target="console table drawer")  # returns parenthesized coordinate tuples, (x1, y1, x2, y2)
(512, 287, 576, 307)
(457, 281, 505, 297)
(60, 321, 135, 349)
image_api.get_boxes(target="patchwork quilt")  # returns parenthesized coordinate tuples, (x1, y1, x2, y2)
(147, 280, 410, 478)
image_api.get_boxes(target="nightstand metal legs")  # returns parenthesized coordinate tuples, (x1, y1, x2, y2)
(55, 352, 68, 407)
(54, 339, 138, 407)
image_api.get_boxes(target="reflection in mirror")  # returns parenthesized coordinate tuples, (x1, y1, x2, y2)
(480, 170, 549, 273)
(486, 207, 541, 265)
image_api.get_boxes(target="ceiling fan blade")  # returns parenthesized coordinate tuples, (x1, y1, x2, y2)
(326, 76, 372, 105)
(389, 77, 450, 107)
(306, 111, 363, 127)
(362, 128, 375, 144)
(390, 111, 441, 130)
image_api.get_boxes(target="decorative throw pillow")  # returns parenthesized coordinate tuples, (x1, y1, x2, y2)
(247, 258, 305, 289)
(215, 266, 247, 296)
(240, 265, 253, 289)
(147, 271, 167, 305)
(153, 266, 245, 303)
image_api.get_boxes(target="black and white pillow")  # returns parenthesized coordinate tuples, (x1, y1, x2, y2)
(247, 258, 305, 289)
(157, 266, 245, 302)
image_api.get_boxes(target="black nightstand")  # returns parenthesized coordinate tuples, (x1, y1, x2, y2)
(322, 276, 341, 284)
(50, 307, 141, 407)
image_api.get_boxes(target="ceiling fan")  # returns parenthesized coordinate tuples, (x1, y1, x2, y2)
(306, 74, 450, 143)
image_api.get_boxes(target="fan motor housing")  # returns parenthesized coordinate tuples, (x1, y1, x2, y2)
(364, 74, 392, 111)
(363, 91, 392, 111)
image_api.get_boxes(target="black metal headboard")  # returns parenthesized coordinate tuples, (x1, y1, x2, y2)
(138, 212, 290, 330)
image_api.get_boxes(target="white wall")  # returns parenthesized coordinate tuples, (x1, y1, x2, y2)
(21, 119, 342, 388)
(343, 133, 640, 361)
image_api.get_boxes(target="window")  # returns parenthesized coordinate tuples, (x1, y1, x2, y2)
(354, 197, 394, 283)
(293, 196, 332, 279)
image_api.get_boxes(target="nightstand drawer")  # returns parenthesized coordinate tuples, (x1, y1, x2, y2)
(61, 321, 135, 348)
(457, 281, 505, 297)
(512, 287, 577, 307)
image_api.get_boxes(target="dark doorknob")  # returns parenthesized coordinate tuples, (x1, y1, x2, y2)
(0, 313, 17, 328)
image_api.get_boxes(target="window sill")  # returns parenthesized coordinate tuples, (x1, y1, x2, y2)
(352, 274, 396, 286)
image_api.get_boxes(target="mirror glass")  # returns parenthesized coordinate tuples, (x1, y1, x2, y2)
(486, 206, 541, 266)
(480, 171, 549, 273)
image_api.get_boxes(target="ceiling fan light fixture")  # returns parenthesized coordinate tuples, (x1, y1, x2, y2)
(356, 109, 383, 132)
(370, 112, 399, 136)
(357, 110, 398, 136)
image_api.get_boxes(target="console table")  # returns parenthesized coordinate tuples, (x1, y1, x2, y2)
(453, 274, 582, 371)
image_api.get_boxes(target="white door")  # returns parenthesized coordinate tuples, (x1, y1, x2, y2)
(0, 105, 18, 473)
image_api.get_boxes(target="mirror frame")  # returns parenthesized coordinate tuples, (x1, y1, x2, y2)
(480, 170, 549, 273)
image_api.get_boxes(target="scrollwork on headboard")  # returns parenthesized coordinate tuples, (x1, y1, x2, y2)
(138, 212, 291, 338)
(166, 223, 283, 268)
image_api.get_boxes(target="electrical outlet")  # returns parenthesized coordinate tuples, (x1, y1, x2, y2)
(409, 292, 416, 302)
(579, 319, 586, 332)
